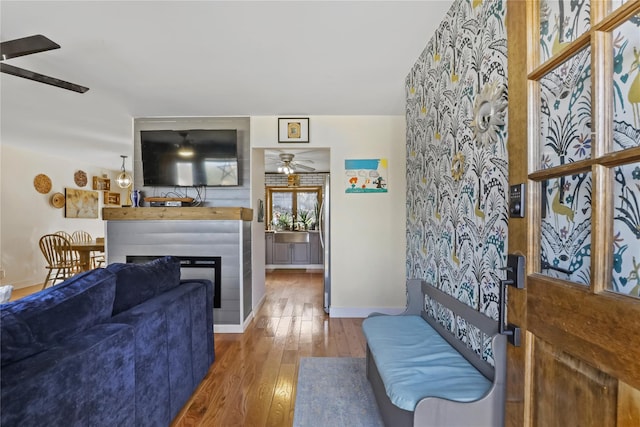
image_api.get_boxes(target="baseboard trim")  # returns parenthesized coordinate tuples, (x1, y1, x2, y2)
(265, 264, 323, 270)
(253, 293, 267, 313)
(212, 310, 255, 334)
(329, 307, 406, 318)
(243, 311, 254, 330)
(214, 324, 244, 333)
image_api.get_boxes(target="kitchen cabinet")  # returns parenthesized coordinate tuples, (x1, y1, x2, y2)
(309, 232, 323, 264)
(265, 233, 274, 264)
(274, 242, 309, 264)
(265, 232, 322, 265)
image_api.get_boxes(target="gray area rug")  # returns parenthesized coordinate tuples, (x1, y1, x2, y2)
(293, 357, 384, 427)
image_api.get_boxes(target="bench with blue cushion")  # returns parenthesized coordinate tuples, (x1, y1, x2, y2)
(362, 280, 506, 427)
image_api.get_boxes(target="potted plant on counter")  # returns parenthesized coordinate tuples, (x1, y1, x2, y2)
(297, 210, 311, 231)
(276, 212, 293, 231)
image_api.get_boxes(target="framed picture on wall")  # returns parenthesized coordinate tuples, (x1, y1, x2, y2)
(65, 188, 99, 218)
(278, 117, 309, 143)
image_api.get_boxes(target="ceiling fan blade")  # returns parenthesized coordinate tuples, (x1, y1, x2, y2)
(0, 35, 60, 60)
(1, 63, 89, 93)
(293, 163, 316, 172)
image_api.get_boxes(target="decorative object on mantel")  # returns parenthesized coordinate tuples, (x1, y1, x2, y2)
(278, 117, 310, 143)
(74, 170, 88, 187)
(50, 192, 65, 209)
(65, 188, 99, 218)
(33, 173, 52, 194)
(132, 190, 141, 208)
(104, 192, 121, 206)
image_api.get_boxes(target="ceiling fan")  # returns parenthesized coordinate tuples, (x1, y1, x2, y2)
(0, 34, 89, 93)
(267, 152, 316, 174)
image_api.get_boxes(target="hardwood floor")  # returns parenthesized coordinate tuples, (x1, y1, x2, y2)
(8, 283, 41, 301)
(171, 269, 367, 427)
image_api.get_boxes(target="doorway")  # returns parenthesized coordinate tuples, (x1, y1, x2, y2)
(262, 148, 331, 310)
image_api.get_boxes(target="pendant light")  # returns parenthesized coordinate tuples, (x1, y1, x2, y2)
(116, 155, 132, 189)
(177, 131, 194, 157)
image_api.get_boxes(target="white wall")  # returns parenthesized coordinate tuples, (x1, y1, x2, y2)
(2, 116, 408, 317)
(250, 144, 266, 310)
(251, 116, 407, 316)
(0, 144, 120, 288)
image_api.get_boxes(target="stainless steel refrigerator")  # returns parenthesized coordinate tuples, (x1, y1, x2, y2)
(319, 176, 331, 314)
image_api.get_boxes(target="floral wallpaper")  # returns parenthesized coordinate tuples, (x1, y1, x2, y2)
(406, 0, 508, 360)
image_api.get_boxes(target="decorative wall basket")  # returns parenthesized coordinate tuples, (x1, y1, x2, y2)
(34, 174, 52, 194)
(50, 192, 65, 209)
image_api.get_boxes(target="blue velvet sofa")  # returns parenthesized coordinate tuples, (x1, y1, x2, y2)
(0, 256, 214, 427)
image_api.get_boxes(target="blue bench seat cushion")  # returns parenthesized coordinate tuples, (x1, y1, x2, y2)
(362, 315, 492, 412)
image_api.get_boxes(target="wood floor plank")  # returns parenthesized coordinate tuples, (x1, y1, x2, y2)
(266, 363, 297, 427)
(171, 270, 368, 427)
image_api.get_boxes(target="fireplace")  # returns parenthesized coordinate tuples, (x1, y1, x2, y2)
(126, 255, 221, 308)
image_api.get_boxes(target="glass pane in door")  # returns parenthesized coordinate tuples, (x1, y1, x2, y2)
(611, 16, 640, 152)
(538, 47, 592, 171)
(608, 0, 632, 15)
(539, 0, 591, 63)
(539, 173, 592, 285)
(610, 162, 640, 298)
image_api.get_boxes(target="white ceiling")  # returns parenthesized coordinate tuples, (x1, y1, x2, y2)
(0, 1, 452, 169)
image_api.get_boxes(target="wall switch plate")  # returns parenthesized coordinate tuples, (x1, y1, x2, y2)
(509, 183, 525, 218)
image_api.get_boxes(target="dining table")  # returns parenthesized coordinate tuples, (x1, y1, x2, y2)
(70, 240, 105, 272)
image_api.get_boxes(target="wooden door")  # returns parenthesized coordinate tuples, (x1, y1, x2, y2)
(506, 1, 640, 425)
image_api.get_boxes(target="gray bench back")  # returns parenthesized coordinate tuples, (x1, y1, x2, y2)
(415, 280, 506, 382)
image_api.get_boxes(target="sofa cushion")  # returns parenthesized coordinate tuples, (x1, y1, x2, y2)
(107, 256, 181, 315)
(1, 268, 116, 366)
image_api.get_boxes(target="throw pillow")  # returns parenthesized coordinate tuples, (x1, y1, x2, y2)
(107, 256, 181, 315)
(0, 268, 116, 366)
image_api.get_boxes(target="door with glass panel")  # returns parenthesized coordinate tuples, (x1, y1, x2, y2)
(509, 1, 640, 425)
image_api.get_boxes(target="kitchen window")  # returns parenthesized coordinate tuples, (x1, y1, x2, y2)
(266, 186, 322, 230)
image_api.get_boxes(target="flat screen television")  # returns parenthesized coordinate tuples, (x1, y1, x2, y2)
(140, 129, 239, 187)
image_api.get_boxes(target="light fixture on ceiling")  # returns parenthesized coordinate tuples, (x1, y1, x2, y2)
(277, 164, 295, 175)
(177, 131, 194, 157)
(116, 155, 132, 189)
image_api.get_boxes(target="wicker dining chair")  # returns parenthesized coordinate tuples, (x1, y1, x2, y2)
(55, 230, 81, 264)
(39, 234, 82, 290)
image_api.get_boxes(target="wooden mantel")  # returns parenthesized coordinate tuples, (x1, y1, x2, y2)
(102, 207, 253, 221)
